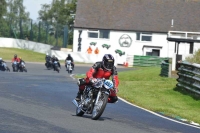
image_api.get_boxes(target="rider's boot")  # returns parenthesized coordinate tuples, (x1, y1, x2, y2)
(75, 90, 83, 101)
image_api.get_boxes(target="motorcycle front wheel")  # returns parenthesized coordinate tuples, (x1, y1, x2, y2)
(6, 67, 10, 72)
(23, 68, 27, 72)
(92, 93, 109, 120)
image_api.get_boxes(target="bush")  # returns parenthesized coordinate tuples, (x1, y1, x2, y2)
(185, 49, 200, 64)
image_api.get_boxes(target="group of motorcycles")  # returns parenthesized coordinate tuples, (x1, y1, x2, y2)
(45, 59, 73, 73)
(0, 60, 27, 72)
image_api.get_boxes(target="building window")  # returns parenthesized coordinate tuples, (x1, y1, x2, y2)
(136, 32, 152, 42)
(146, 49, 160, 56)
(88, 30, 110, 39)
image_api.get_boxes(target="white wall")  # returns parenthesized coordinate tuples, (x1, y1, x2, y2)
(51, 50, 118, 65)
(73, 28, 200, 64)
(0, 37, 53, 54)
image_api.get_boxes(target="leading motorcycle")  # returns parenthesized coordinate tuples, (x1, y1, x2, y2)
(72, 78, 114, 120)
(45, 60, 53, 70)
(0, 61, 10, 72)
(66, 60, 73, 74)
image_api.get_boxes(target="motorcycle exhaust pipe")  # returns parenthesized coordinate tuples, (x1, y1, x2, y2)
(72, 99, 79, 107)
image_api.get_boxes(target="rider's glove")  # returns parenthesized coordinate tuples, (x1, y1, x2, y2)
(89, 77, 97, 84)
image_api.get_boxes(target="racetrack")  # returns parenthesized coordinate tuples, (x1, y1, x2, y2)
(0, 63, 199, 133)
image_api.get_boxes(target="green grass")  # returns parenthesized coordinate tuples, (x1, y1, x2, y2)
(0, 47, 89, 64)
(76, 67, 200, 124)
(0, 47, 45, 62)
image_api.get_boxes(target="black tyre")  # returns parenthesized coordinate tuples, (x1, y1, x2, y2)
(23, 68, 27, 72)
(13, 66, 17, 72)
(92, 93, 109, 120)
(76, 102, 85, 116)
(6, 67, 10, 72)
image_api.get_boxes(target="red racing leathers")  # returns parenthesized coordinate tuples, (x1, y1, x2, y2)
(79, 61, 119, 103)
(12, 57, 20, 63)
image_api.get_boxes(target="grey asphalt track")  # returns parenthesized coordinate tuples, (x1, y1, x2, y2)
(0, 63, 199, 133)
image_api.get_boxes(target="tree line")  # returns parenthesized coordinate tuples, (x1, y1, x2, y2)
(0, 0, 77, 47)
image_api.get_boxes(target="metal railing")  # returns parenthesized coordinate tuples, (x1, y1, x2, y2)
(177, 62, 200, 95)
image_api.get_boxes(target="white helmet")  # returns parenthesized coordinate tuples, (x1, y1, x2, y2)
(46, 53, 49, 56)
(0, 58, 2, 60)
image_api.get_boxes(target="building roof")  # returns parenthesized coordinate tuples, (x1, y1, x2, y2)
(74, 0, 200, 33)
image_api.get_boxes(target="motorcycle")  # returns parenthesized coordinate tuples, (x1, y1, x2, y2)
(0, 62, 10, 72)
(12, 61, 18, 72)
(45, 60, 53, 70)
(66, 60, 73, 74)
(18, 61, 27, 72)
(53, 60, 60, 73)
(72, 78, 114, 120)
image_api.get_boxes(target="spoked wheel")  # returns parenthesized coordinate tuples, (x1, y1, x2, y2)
(92, 93, 108, 120)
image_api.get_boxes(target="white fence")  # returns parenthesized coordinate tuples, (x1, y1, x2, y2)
(0, 37, 53, 54)
(0, 38, 124, 65)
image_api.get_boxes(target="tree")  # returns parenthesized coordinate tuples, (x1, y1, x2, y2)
(0, 0, 7, 37)
(4, 0, 30, 38)
(38, 0, 77, 46)
(0, 0, 7, 18)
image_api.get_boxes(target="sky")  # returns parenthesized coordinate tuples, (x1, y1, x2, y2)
(23, 0, 52, 20)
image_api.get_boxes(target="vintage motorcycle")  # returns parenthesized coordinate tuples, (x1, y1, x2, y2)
(45, 60, 53, 70)
(66, 60, 73, 74)
(53, 60, 60, 73)
(12, 61, 18, 72)
(0, 61, 10, 72)
(72, 78, 114, 120)
(18, 61, 27, 72)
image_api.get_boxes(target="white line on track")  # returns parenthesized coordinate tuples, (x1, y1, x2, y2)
(119, 97, 200, 129)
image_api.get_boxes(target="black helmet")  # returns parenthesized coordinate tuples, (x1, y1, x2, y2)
(68, 54, 71, 57)
(14, 54, 17, 58)
(102, 54, 115, 70)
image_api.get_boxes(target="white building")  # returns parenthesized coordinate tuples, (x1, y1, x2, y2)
(73, 0, 200, 66)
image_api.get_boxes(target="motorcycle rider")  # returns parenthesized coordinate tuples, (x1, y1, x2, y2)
(51, 55, 61, 70)
(0, 58, 5, 70)
(11, 54, 20, 69)
(65, 54, 74, 70)
(45, 53, 51, 67)
(18, 57, 25, 68)
(75, 54, 119, 103)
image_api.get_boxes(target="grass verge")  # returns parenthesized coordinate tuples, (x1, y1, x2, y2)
(75, 67, 200, 124)
(0, 47, 45, 62)
(0, 47, 92, 64)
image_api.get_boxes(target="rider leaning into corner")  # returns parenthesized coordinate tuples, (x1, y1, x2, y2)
(45, 53, 51, 66)
(65, 54, 75, 70)
(51, 55, 61, 70)
(11, 54, 20, 68)
(18, 57, 25, 68)
(75, 54, 119, 103)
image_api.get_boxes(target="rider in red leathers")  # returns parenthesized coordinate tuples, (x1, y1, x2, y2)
(75, 54, 119, 103)
(11, 54, 20, 69)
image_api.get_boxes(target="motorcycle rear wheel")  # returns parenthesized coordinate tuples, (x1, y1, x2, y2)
(92, 93, 109, 120)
